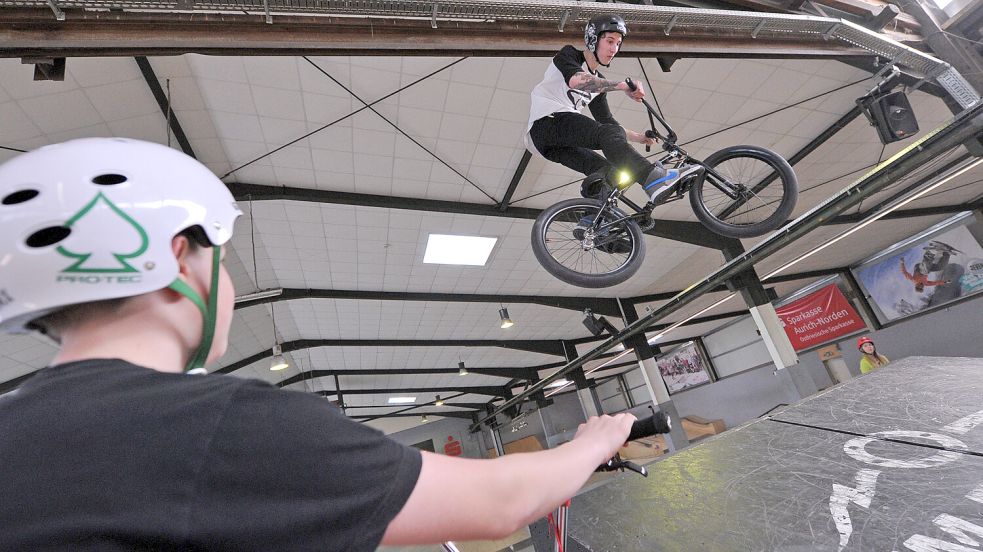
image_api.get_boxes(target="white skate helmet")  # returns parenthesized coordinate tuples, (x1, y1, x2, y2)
(0, 138, 241, 368)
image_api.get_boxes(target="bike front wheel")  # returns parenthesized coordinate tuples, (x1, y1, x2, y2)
(531, 198, 645, 288)
(689, 145, 798, 238)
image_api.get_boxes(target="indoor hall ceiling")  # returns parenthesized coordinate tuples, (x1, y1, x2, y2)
(0, 46, 979, 432)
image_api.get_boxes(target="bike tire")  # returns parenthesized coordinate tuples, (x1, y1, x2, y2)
(531, 198, 645, 288)
(689, 145, 797, 238)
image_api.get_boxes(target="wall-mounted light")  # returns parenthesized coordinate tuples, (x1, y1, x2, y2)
(269, 343, 289, 371)
(269, 303, 289, 371)
(458, 361, 469, 376)
(234, 287, 284, 304)
(434, 395, 445, 407)
(499, 306, 514, 329)
(421, 415, 429, 423)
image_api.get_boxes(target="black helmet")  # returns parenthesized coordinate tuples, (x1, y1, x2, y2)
(584, 15, 628, 57)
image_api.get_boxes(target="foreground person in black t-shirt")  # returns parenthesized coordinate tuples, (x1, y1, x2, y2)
(0, 138, 635, 551)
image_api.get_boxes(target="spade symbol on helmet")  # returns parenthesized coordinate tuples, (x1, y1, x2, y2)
(56, 192, 149, 273)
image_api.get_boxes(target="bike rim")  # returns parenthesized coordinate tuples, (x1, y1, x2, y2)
(700, 153, 787, 227)
(542, 204, 637, 277)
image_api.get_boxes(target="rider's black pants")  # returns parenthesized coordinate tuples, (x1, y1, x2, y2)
(529, 112, 665, 192)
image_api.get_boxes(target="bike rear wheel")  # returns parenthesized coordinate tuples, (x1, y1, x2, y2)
(689, 145, 797, 238)
(531, 198, 645, 288)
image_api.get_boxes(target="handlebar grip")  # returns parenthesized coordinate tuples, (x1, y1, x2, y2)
(626, 411, 671, 441)
(625, 77, 637, 92)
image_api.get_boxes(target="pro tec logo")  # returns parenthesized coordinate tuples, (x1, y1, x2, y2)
(55, 192, 148, 284)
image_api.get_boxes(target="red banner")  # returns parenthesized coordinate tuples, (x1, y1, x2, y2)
(775, 284, 866, 351)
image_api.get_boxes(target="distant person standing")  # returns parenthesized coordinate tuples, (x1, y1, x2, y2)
(857, 336, 890, 374)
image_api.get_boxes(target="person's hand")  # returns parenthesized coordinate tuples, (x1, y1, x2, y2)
(627, 130, 656, 145)
(572, 413, 637, 465)
(618, 79, 645, 102)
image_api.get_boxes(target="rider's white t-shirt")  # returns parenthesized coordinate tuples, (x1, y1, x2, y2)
(525, 46, 614, 156)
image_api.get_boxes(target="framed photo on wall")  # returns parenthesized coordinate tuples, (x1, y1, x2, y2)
(656, 340, 714, 394)
(852, 213, 983, 324)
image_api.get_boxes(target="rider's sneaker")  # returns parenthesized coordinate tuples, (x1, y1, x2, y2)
(580, 169, 611, 199)
(642, 164, 701, 202)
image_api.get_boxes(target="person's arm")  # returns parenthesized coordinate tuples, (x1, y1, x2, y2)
(587, 93, 618, 125)
(569, 72, 636, 97)
(381, 413, 635, 544)
(900, 259, 914, 281)
(551, 45, 643, 102)
(587, 94, 655, 146)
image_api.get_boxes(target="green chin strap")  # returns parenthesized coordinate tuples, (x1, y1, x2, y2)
(167, 246, 222, 373)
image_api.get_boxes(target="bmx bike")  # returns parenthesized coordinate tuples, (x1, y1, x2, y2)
(531, 79, 798, 288)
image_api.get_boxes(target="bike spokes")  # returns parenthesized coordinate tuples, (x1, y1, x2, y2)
(701, 156, 788, 227)
(542, 204, 635, 277)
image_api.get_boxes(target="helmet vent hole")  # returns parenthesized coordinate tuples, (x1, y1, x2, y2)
(26, 226, 71, 248)
(2, 189, 39, 205)
(92, 174, 127, 185)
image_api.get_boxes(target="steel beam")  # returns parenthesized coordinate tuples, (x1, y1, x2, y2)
(345, 402, 488, 410)
(228, 182, 733, 249)
(349, 411, 476, 420)
(318, 385, 505, 396)
(0, 10, 875, 59)
(234, 286, 624, 317)
(275, 366, 542, 387)
(134, 56, 196, 159)
(499, 150, 531, 211)
(215, 338, 567, 375)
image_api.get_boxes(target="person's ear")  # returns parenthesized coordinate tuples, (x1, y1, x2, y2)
(171, 234, 195, 282)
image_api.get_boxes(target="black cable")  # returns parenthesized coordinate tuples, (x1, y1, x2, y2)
(855, 143, 886, 214)
(0, 145, 26, 153)
(674, 76, 872, 150)
(508, 177, 584, 204)
(637, 58, 665, 120)
(248, 195, 260, 288)
(842, 147, 961, 219)
(358, 391, 469, 423)
(919, 177, 983, 200)
(221, 57, 469, 180)
(302, 57, 498, 204)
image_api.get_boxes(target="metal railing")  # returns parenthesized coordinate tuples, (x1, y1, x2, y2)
(3, 0, 978, 105)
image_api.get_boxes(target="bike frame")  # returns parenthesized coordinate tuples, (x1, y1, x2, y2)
(581, 99, 748, 236)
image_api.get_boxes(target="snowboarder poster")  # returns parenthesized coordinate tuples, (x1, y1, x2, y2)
(854, 224, 983, 322)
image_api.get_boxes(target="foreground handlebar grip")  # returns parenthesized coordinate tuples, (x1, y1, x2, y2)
(625, 77, 637, 91)
(626, 411, 672, 441)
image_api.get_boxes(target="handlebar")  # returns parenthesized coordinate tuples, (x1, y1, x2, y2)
(595, 410, 672, 477)
(624, 77, 678, 149)
(627, 409, 672, 441)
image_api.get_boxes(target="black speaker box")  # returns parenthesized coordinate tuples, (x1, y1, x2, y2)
(864, 90, 919, 144)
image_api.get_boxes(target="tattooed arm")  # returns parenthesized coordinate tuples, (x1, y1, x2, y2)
(568, 71, 625, 93)
(568, 72, 645, 100)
